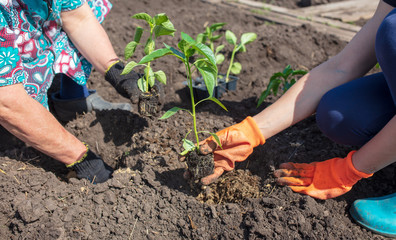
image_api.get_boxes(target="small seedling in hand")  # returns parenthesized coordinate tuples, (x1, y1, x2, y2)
(122, 13, 176, 93)
(196, 22, 227, 65)
(157, 32, 227, 156)
(257, 65, 307, 107)
(224, 30, 257, 82)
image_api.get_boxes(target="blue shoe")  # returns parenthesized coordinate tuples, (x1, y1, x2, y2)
(350, 193, 396, 237)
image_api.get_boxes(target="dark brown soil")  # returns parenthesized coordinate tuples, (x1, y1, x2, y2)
(0, 0, 394, 239)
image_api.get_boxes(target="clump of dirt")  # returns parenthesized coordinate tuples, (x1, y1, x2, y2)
(185, 150, 214, 180)
(198, 169, 270, 205)
(138, 85, 161, 117)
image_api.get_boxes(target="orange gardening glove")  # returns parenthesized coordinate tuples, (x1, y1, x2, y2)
(273, 151, 373, 200)
(199, 116, 265, 185)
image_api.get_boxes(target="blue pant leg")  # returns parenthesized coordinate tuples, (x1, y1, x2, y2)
(316, 73, 396, 146)
(376, 8, 396, 104)
(59, 74, 89, 99)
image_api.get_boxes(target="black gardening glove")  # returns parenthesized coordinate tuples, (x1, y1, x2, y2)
(67, 148, 113, 184)
(105, 61, 140, 104)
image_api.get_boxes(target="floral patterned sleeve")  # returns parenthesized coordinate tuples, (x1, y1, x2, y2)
(60, 0, 87, 12)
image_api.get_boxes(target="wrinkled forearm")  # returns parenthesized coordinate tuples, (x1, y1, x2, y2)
(60, 2, 118, 75)
(0, 84, 86, 165)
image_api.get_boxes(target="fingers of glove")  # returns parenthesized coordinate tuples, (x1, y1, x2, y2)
(273, 168, 314, 178)
(288, 185, 344, 200)
(275, 176, 313, 186)
(199, 141, 218, 155)
(201, 167, 224, 185)
(274, 162, 315, 177)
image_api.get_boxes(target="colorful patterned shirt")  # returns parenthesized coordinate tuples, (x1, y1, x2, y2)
(0, 0, 112, 109)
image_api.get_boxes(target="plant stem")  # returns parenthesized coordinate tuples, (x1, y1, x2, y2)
(225, 45, 237, 83)
(186, 61, 200, 152)
(146, 62, 151, 92)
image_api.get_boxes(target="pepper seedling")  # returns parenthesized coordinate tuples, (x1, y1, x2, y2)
(257, 65, 307, 107)
(121, 12, 176, 93)
(156, 32, 227, 155)
(224, 30, 257, 82)
(196, 22, 227, 65)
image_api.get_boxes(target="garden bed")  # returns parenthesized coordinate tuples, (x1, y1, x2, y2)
(0, 0, 394, 239)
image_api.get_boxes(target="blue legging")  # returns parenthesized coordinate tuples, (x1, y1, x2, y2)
(58, 74, 89, 99)
(316, 9, 396, 147)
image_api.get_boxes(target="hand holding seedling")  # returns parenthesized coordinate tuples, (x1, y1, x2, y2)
(197, 116, 265, 185)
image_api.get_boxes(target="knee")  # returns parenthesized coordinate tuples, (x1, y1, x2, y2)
(316, 91, 369, 146)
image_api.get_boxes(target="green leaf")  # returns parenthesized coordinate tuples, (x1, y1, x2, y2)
(196, 61, 217, 97)
(121, 61, 139, 75)
(240, 32, 257, 46)
(209, 22, 227, 32)
(230, 62, 242, 75)
(164, 43, 186, 60)
(239, 44, 247, 53)
(182, 139, 196, 152)
(208, 132, 222, 149)
(144, 38, 155, 55)
(225, 30, 237, 45)
(178, 40, 189, 53)
(137, 76, 147, 92)
(215, 45, 225, 55)
(207, 97, 228, 111)
(185, 48, 196, 58)
(291, 69, 308, 76)
(139, 48, 172, 64)
(210, 34, 222, 41)
(257, 89, 269, 108)
(134, 27, 144, 43)
(193, 42, 217, 67)
(215, 54, 225, 65)
(159, 107, 183, 119)
(154, 70, 166, 85)
(132, 13, 153, 27)
(160, 20, 176, 32)
(124, 41, 138, 60)
(196, 33, 205, 44)
(154, 13, 168, 25)
(154, 24, 176, 38)
(181, 32, 196, 45)
(282, 65, 292, 76)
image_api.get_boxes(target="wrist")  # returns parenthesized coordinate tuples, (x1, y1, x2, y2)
(347, 151, 373, 178)
(104, 58, 121, 75)
(66, 142, 89, 168)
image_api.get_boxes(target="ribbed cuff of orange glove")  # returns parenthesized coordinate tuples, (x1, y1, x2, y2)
(239, 116, 266, 147)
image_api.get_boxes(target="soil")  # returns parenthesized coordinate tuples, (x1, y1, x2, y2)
(138, 85, 162, 117)
(0, 0, 394, 239)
